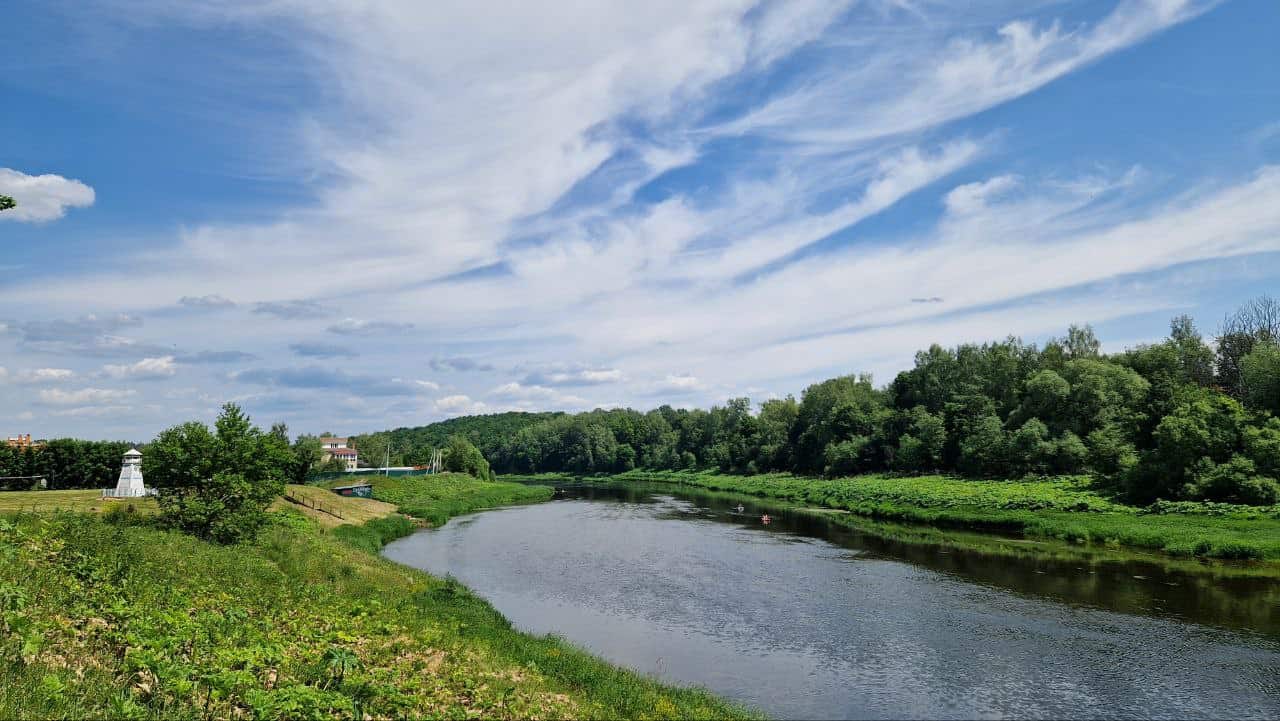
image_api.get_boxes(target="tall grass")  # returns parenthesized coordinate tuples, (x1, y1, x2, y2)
(0, 510, 756, 719)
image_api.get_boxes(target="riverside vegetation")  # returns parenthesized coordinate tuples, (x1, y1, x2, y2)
(365, 298, 1280, 512)
(511, 470, 1280, 562)
(0, 509, 751, 719)
(0, 407, 753, 719)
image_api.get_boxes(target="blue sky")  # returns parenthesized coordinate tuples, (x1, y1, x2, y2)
(2, 0, 1278, 440)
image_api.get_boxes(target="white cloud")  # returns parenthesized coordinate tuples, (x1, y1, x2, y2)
(39, 388, 137, 405)
(14, 368, 77, 384)
(655, 374, 705, 393)
(178, 294, 236, 309)
(434, 394, 487, 415)
(488, 382, 588, 408)
(326, 318, 415, 336)
(0, 0, 1259, 438)
(0, 168, 96, 222)
(724, 0, 1211, 146)
(944, 175, 1020, 215)
(101, 356, 177, 380)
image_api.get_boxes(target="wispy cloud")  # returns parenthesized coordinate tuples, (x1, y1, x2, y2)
(230, 366, 436, 397)
(101, 356, 177, 380)
(290, 342, 359, 359)
(178, 294, 237, 310)
(38, 387, 136, 405)
(429, 357, 495, 373)
(11, 368, 77, 384)
(251, 300, 328, 319)
(0, 0, 1264, 437)
(326, 318, 415, 336)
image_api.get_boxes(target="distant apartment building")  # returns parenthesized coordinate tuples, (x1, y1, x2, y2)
(6, 434, 44, 451)
(319, 437, 359, 471)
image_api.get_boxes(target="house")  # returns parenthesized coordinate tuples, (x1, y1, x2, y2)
(6, 434, 44, 451)
(319, 437, 359, 471)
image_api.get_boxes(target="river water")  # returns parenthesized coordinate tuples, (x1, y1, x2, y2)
(382, 483, 1280, 719)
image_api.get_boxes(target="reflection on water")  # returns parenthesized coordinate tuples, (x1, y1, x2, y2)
(383, 484, 1280, 720)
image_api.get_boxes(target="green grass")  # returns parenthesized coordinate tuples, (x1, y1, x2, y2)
(0, 489, 157, 515)
(520, 470, 1280, 562)
(0, 508, 755, 720)
(321, 472, 555, 528)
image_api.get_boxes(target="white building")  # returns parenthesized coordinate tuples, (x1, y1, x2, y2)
(105, 448, 150, 498)
(320, 437, 359, 471)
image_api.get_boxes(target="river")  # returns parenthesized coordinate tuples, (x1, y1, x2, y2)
(382, 483, 1280, 719)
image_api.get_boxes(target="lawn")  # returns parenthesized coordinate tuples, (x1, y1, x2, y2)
(0, 489, 157, 515)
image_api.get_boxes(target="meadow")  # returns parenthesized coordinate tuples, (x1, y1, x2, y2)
(319, 472, 554, 528)
(508, 470, 1280, 562)
(0, 479, 754, 720)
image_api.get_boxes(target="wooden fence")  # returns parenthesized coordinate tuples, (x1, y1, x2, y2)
(283, 491, 345, 521)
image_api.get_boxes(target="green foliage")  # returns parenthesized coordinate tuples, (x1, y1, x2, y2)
(0, 195, 14, 212)
(603, 469, 1280, 560)
(443, 435, 490, 479)
(352, 412, 562, 468)
(288, 435, 324, 484)
(145, 404, 292, 543)
(0, 439, 138, 491)
(350, 298, 1280, 508)
(324, 473, 552, 527)
(0, 511, 752, 720)
(1240, 342, 1280, 415)
(1184, 456, 1280, 506)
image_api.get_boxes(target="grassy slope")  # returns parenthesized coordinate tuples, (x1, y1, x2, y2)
(320, 472, 555, 527)
(273, 484, 399, 529)
(0, 486, 754, 719)
(514, 470, 1280, 562)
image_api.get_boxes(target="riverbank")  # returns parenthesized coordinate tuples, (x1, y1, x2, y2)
(0, 479, 755, 719)
(505, 470, 1280, 564)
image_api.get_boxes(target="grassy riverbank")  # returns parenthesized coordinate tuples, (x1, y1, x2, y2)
(508, 470, 1280, 562)
(0, 480, 754, 719)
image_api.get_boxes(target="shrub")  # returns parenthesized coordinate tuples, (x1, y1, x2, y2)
(1184, 455, 1280, 506)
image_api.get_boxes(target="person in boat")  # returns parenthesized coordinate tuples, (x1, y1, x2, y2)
(760, 513, 771, 524)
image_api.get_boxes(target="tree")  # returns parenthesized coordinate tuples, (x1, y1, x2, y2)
(144, 403, 291, 543)
(443, 435, 490, 479)
(0, 195, 14, 212)
(894, 406, 945, 472)
(1240, 342, 1280, 415)
(289, 434, 324, 484)
(1217, 296, 1280, 397)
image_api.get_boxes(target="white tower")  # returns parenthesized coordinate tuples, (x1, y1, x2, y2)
(112, 448, 147, 498)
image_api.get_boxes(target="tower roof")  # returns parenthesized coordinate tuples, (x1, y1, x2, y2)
(123, 448, 142, 457)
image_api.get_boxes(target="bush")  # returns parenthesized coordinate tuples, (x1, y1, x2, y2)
(1184, 455, 1280, 505)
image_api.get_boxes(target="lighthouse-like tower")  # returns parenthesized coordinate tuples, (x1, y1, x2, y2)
(111, 448, 147, 498)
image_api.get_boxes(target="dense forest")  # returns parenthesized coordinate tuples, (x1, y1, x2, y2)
(465, 297, 1280, 506)
(351, 412, 563, 468)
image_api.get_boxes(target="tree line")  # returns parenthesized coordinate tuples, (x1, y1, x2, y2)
(476, 298, 1280, 506)
(0, 439, 140, 490)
